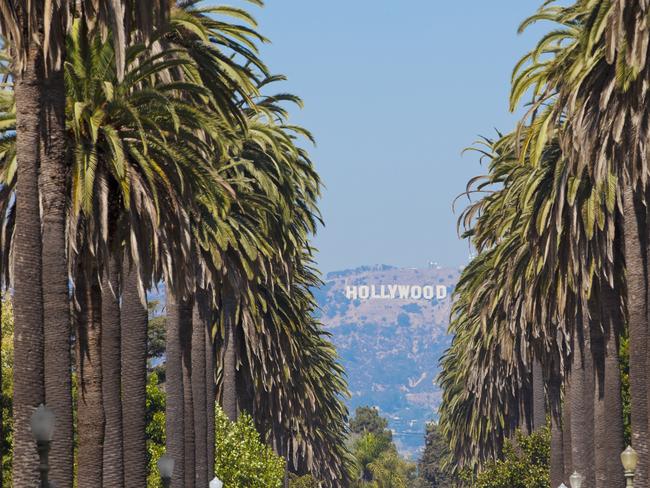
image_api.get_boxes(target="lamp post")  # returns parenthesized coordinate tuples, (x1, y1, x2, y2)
(157, 455, 174, 488)
(621, 446, 639, 487)
(569, 471, 584, 488)
(30, 404, 56, 488)
(210, 477, 224, 488)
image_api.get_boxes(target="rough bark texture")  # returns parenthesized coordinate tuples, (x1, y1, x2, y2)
(594, 283, 625, 488)
(532, 359, 546, 431)
(181, 297, 196, 488)
(550, 406, 565, 488)
(76, 271, 105, 487)
(206, 314, 216, 481)
(562, 387, 573, 484)
(102, 258, 123, 488)
(569, 312, 596, 488)
(623, 183, 649, 484)
(222, 291, 238, 421)
(41, 65, 73, 488)
(166, 291, 185, 488)
(121, 267, 148, 488)
(192, 289, 208, 487)
(12, 46, 45, 488)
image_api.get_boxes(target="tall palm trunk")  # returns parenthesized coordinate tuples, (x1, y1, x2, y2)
(180, 297, 195, 488)
(222, 286, 238, 421)
(206, 315, 216, 480)
(550, 407, 564, 487)
(623, 183, 649, 483)
(41, 65, 73, 488)
(192, 288, 208, 487)
(569, 310, 595, 488)
(102, 257, 123, 488)
(548, 375, 564, 488)
(12, 45, 45, 488)
(532, 359, 546, 431)
(166, 291, 185, 488)
(76, 268, 105, 487)
(562, 388, 573, 484)
(121, 266, 148, 487)
(594, 282, 625, 487)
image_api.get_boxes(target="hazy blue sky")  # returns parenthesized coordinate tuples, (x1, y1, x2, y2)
(235, 1, 554, 273)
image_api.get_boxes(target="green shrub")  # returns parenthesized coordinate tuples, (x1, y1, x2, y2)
(214, 407, 285, 488)
(289, 473, 320, 488)
(466, 428, 550, 488)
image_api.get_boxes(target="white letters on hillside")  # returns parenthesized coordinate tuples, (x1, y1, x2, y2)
(344, 284, 448, 301)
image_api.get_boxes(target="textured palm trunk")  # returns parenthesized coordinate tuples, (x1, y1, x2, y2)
(102, 257, 123, 488)
(222, 289, 238, 421)
(236, 333, 254, 416)
(562, 387, 573, 484)
(551, 406, 565, 487)
(623, 184, 649, 484)
(41, 65, 74, 488)
(165, 291, 185, 488)
(180, 297, 196, 488)
(76, 269, 105, 487)
(121, 267, 148, 487)
(548, 374, 564, 487)
(594, 283, 625, 488)
(569, 311, 596, 488)
(532, 359, 546, 431)
(12, 45, 45, 488)
(206, 315, 216, 480)
(192, 288, 208, 487)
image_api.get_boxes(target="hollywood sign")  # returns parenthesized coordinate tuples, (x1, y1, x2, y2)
(345, 284, 448, 301)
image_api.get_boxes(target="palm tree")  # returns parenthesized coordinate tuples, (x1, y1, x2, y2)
(10, 37, 46, 488)
(0, 2, 173, 484)
(191, 284, 209, 487)
(64, 16, 238, 483)
(510, 1, 650, 481)
(439, 119, 625, 486)
(165, 290, 186, 488)
(101, 254, 123, 488)
(121, 266, 148, 488)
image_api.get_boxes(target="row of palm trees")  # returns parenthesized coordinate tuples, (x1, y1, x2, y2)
(439, 1, 650, 486)
(0, 1, 350, 488)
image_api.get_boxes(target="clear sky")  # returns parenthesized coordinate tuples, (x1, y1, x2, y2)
(233, 1, 555, 273)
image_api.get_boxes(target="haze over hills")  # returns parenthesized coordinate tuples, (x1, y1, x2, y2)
(314, 264, 460, 458)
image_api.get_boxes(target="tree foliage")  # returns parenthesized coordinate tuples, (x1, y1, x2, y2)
(214, 407, 286, 488)
(462, 429, 550, 488)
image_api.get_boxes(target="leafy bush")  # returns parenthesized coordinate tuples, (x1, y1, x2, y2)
(1, 296, 13, 486)
(465, 429, 550, 488)
(146, 372, 166, 488)
(214, 407, 285, 488)
(289, 473, 321, 487)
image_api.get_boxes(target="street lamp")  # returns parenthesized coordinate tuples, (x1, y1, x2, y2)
(622, 446, 639, 487)
(157, 455, 174, 488)
(210, 477, 224, 488)
(30, 404, 56, 488)
(569, 471, 584, 488)
(558, 484, 568, 488)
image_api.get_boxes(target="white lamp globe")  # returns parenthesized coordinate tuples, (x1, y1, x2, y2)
(569, 471, 584, 488)
(157, 455, 175, 478)
(30, 404, 56, 442)
(210, 477, 224, 488)
(621, 445, 639, 472)
(558, 484, 568, 488)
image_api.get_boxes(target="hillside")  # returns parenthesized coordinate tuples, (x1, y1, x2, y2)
(314, 264, 459, 457)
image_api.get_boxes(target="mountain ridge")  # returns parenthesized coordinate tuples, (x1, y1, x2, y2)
(315, 263, 459, 457)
